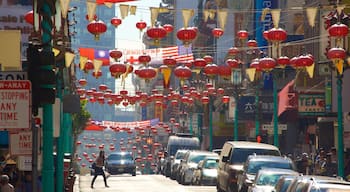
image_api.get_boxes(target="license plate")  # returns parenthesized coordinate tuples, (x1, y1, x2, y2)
(118, 168, 124, 172)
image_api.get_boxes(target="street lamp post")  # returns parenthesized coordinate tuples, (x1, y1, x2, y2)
(327, 20, 349, 177)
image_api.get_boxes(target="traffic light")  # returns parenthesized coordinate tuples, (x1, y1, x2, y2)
(27, 44, 56, 115)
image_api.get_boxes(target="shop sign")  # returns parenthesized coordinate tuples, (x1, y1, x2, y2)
(298, 94, 325, 115)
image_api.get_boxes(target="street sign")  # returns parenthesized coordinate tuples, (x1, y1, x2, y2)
(10, 131, 33, 155)
(262, 124, 287, 135)
(0, 71, 27, 80)
(0, 80, 31, 130)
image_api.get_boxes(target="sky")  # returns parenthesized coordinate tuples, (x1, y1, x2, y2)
(115, 0, 161, 49)
(113, 0, 161, 110)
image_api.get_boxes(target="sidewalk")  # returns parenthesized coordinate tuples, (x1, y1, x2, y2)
(73, 174, 80, 192)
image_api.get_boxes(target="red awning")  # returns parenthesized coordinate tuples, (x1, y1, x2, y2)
(84, 124, 104, 131)
(278, 79, 296, 117)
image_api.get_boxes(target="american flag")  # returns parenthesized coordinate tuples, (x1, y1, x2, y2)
(161, 45, 194, 63)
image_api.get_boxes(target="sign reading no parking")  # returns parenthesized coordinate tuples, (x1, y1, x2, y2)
(0, 80, 31, 130)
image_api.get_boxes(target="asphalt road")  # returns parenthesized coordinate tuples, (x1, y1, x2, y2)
(74, 174, 216, 192)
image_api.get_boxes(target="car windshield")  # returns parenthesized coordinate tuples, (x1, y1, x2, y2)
(169, 145, 199, 156)
(175, 152, 186, 159)
(256, 173, 287, 186)
(108, 153, 133, 161)
(247, 161, 293, 174)
(204, 159, 218, 169)
(230, 148, 280, 164)
(189, 154, 211, 164)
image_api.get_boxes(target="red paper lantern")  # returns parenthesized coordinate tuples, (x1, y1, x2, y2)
(247, 39, 258, 48)
(237, 30, 249, 40)
(137, 66, 157, 82)
(87, 20, 107, 40)
(173, 65, 192, 81)
(136, 20, 147, 31)
(226, 59, 240, 69)
(146, 26, 167, 45)
(201, 96, 209, 105)
(217, 88, 225, 95)
(228, 47, 240, 57)
(219, 64, 232, 80)
(138, 54, 151, 65)
(267, 28, 287, 42)
(222, 96, 230, 104)
(328, 23, 349, 37)
(193, 58, 207, 68)
(99, 84, 108, 91)
(176, 27, 197, 46)
(24, 10, 34, 25)
(203, 55, 214, 64)
(109, 62, 127, 78)
(296, 55, 314, 68)
(109, 50, 123, 61)
(277, 56, 290, 67)
(204, 63, 219, 78)
(327, 47, 346, 60)
(212, 28, 224, 38)
(259, 57, 276, 71)
(92, 71, 102, 79)
(110, 17, 122, 28)
(250, 58, 262, 71)
(78, 79, 87, 87)
(84, 60, 94, 72)
(163, 58, 177, 67)
(163, 24, 174, 33)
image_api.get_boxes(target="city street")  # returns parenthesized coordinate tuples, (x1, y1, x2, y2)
(74, 174, 216, 192)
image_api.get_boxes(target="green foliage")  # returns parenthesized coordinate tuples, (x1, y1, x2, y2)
(72, 99, 91, 137)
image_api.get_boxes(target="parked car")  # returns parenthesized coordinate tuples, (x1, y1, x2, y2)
(192, 156, 219, 186)
(247, 168, 299, 192)
(274, 175, 299, 192)
(285, 175, 350, 192)
(237, 155, 296, 192)
(105, 151, 136, 176)
(164, 133, 200, 177)
(212, 149, 222, 155)
(217, 141, 281, 192)
(170, 149, 188, 180)
(177, 150, 218, 185)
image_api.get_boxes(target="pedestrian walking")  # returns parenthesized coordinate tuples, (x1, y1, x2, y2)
(91, 150, 109, 188)
(0, 174, 14, 192)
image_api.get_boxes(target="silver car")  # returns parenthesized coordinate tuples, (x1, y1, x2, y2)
(170, 149, 188, 180)
(192, 156, 219, 186)
(177, 150, 218, 185)
(248, 168, 298, 192)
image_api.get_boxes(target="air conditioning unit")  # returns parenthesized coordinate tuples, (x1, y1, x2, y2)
(318, 64, 331, 76)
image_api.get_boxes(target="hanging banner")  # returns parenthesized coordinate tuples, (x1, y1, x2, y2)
(102, 118, 159, 128)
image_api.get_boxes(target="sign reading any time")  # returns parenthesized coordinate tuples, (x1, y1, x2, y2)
(0, 80, 31, 129)
(10, 131, 34, 155)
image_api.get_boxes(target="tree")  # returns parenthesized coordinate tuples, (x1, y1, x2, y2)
(72, 99, 91, 146)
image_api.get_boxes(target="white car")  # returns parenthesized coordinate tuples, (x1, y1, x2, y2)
(248, 168, 298, 192)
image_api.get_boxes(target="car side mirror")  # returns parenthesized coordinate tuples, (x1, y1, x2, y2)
(222, 156, 229, 162)
(245, 179, 253, 186)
